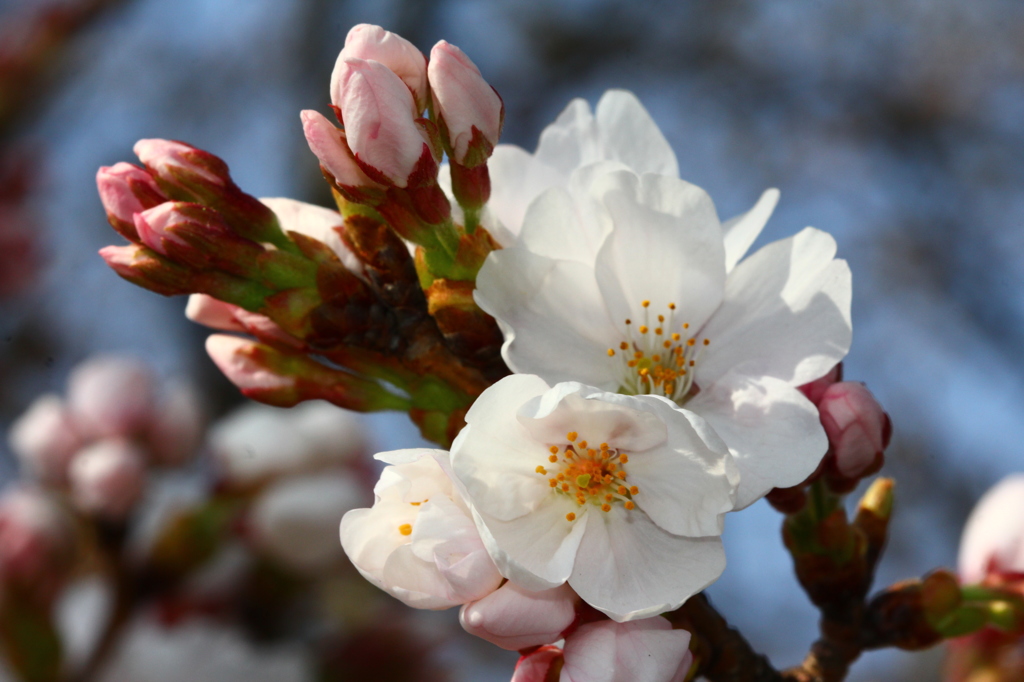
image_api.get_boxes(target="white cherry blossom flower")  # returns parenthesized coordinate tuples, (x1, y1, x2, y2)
(451, 375, 736, 622)
(340, 448, 503, 610)
(475, 168, 850, 509)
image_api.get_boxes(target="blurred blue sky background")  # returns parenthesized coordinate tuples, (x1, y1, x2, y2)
(2, 0, 1023, 680)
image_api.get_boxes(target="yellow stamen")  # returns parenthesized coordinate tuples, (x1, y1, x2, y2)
(398, 524, 412, 536)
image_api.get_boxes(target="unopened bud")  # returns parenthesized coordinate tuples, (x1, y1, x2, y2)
(301, 110, 383, 200)
(336, 24, 429, 111)
(8, 395, 83, 485)
(332, 58, 436, 188)
(68, 440, 147, 520)
(0, 488, 76, 598)
(96, 162, 167, 241)
(460, 582, 578, 651)
(145, 383, 204, 467)
(133, 139, 288, 248)
(798, 363, 842, 406)
(67, 356, 156, 440)
(959, 474, 1024, 584)
(819, 381, 891, 480)
(428, 40, 503, 167)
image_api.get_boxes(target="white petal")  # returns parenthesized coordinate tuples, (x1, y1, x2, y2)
(594, 172, 726, 332)
(534, 98, 601, 176)
(475, 249, 621, 389)
(688, 374, 827, 509)
(959, 474, 1024, 583)
(722, 188, 780, 273)
(473, 499, 589, 591)
(381, 543, 463, 609)
(340, 505, 415, 589)
(697, 227, 852, 387)
(626, 402, 736, 537)
(486, 144, 567, 242)
(516, 384, 667, 453)
(569, 506, 725, 622)
(594, 90, 679, 178)
(452, 374, 555, 521)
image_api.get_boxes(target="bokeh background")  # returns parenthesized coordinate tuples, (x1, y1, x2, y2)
(1, 0, 1023, 680)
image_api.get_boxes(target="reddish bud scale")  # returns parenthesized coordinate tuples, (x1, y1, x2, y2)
(449, 158, 491, 216)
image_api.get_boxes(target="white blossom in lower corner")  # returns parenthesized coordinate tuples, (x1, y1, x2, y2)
(451, 375, 737, 622)
(339, 448, 503, 610)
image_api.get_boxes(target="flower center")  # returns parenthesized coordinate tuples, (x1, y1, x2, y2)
(535, 431, 639, 522)
(607, 300, 709, 404)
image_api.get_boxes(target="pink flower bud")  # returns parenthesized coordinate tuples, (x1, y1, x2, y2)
(8, 395, 83, 484)
(185, 293, 247, 332)
(818, 381, 891, 479)
(133, 139, 225, 188)
(96, 162, 167, 240)
(460, 582, 578, 651)
(336, 24, 429, 112)
(68, 440, 147, 520)
(512, 646, 563, 682)
(332, 58, 434, 188)
(428, 40, 503, 166)
(301, 109, 382, 194)
(206, 334, 298, 404)
(798, 363, 842, 406)
(958, 474, 1024, 584)
(67, 356, 157, 440)
(145, 383, 205, 467)
(0, 488, 76, 597)
(561, 618, 693, 682)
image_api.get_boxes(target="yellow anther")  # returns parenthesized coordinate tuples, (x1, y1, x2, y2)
(578, 440, 588, 449)
(566, 512, 576, 522)
(658, 315, 665, 323)
(567, 431, 578, 442)
(549, 454, 558, 463)
(655, 327, 663, 335)
(683, 322, 689, 329)
(671, 333, 681, 341)
(601, 503, 612, 512)
(639, 325, 649, 334)
(703, 339, 710, 346)
(668, 302, 676, 310)
(625, 318, 632, 325)
(642, 300, 650, 308)
(634, 351, 643, 359)
(689, 360, 695, 367)
(618, 486, 628, 495)
(549, 445, 559, 454)
(600, 442, 609, 450)
(625, 501, 635, 510)
(620, 455, 629, 463)
(652, 354, 661, 362)
(398, 524, 412, 536)
(607, 348, 615, 356)
(557, 473, 565, 481)
(627, 360, 637, 368)
(629, 486, 639, 495)
(619, 341, 629, 350)
(605, 494, 613, 502)
(663, 340, 672, 348)
(687, 338, 696, 346)
(561, 483, 570, 492)
(536, 465, 547, 474)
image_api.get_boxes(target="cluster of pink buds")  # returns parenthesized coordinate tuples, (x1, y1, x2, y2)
(0, 487, 76, 607)
(7, 355, 203, 521)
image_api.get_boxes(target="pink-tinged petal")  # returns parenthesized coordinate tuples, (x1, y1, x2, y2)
(332, 58, 429, 187)
(798, 363, 842, 406)
(337, 24, 428, 110)
(721, 188, 780, 273)
(185, 294, 246, 332)
(594, 171, 725, 334)
(133, 139, 224, 186)
(472, 498, 589, 592)
(460, 581, 578, 651)
(8, 395, 83, 485)
(959, 474, 1024, 583)
(68, 439, 147, 520)
(561, 618, 692, 682)
(67, 356, 157, 439)
(146, 382, 204, 467)
(687, 374, 827, 510)
(569, 505, 725, 622)
(428, 40, 503, 165)
(381, 543, 463, 609)
(206, 335, 294, 395)
(592, 90, 679, 178)
(96, 162, 166, 238)
(697, 227, 852, 387)
(258, 197, 363, 274)
(474, 249, 621, 390)
(452, 374, 556, 520)
(512, 647, 563, 682)
(300, 110, 380, 192)
(516, 385, 668, 454)
(818, 381, 890, 479)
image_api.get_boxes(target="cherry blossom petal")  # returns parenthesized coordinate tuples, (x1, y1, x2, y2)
(959, 474, 1024, 583)
(592, 90, 679, 178)
(473, 498, 589, 592)
(474, 250, 620, 389)
(722, 188, 780, 273)
(696, 227, 852, 387)
(484, 145, 567, 243)
(594, 171, 725, 333)
(561, 618, 692, 682)
(569, 505, 725, 621)
(687, 373, 826, 509)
